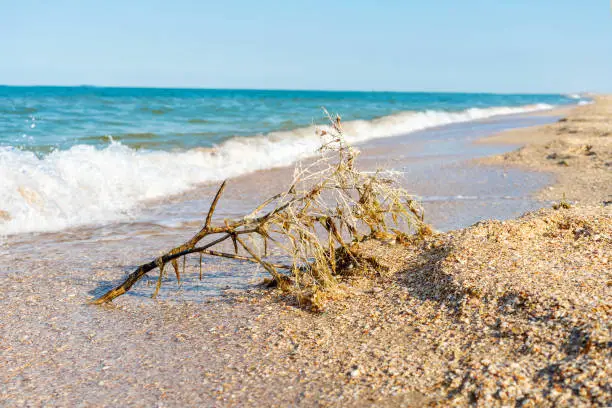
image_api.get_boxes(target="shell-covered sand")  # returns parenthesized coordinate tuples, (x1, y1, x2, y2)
(1, 207, 609, 407)
(1, 99, 611, 407)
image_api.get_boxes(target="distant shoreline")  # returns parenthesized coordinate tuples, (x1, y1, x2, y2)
(476, 95, 611, 206)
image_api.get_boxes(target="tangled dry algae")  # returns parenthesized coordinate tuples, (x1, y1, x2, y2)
(92, 111, 427, 307)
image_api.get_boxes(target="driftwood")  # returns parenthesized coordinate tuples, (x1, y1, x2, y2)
(92, 110, 425, 305)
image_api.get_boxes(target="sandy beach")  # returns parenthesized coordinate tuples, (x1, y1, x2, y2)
(4, 0, 611, 405)
(1, 100, 611, 407)
(477, 96, 612, 206)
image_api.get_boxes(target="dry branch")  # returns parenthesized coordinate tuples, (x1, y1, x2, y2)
(92, 109, 426, 305)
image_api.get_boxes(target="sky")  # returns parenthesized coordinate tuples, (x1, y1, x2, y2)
(1, 0, 611, 93)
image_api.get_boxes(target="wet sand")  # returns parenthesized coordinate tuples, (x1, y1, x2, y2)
(1, 104, 610, 406)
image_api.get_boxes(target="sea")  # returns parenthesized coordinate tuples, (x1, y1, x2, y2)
(0, 86, 586, 238)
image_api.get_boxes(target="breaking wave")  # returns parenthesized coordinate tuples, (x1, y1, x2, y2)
(0, 103, 555, 236)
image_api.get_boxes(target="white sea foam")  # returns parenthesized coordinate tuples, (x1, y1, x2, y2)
(0, 103, 555, 236)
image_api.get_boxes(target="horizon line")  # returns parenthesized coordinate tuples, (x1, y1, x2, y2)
(0, 83, 584, 96)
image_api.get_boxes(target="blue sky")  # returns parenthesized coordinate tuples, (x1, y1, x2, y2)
(1, 0, 610, 92)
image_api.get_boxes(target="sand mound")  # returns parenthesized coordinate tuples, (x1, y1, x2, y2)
(415, 206, 611, 406)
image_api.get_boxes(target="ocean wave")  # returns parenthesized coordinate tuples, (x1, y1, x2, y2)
(0, 103, 555, 236)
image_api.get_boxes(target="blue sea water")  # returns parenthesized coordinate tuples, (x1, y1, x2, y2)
(0, 86, 579, 152)
(0, 86, 584, 236)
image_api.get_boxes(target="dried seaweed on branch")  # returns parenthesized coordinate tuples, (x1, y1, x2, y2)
(91, 109, 427, 306)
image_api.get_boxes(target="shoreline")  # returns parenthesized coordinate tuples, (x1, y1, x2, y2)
(0, 99, 576, 238)
(1, 100, 610, 406)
